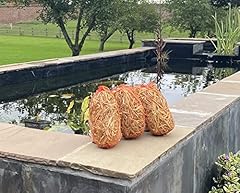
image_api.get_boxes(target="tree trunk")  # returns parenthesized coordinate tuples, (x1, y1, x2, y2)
(99, 40, 105, 52)
(72, 47, 80, 56)
(126, 30, 135, 49)
(129, 40, 134, 49)
(57, 18, 75, 55)
(78, 15, 96, 54)
(98, 29, 117, 52)
(189, 27, 197, 38)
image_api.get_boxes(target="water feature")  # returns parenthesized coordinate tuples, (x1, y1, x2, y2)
(0, 67, 237, 134)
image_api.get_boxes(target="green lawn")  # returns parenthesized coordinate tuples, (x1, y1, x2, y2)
(0, 21, 189, 65)
(0, 35, 141, 65)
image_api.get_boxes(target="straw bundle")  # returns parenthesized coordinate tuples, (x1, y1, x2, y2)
(113, 85, 145, 139)
(134, 82, 175, 136)
(89, 86, 122, 149)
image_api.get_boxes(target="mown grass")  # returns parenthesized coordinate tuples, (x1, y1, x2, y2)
(0, 21, 189, 65)
(0, 35, 141, 65)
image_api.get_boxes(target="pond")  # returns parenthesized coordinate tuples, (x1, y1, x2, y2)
(0, 67, 237, 134)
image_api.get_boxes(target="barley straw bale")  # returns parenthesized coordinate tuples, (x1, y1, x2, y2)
(113, 85, 145, 139)
(89, 86, 122, 149)
(134, 82, 175, 136)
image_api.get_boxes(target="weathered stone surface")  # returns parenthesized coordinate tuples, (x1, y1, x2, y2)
(0, 124, 91, 166)
(58, 126, 194, 179)
(228, 98, 240, 152)
(0, 123, 15, 129)
(171, 110, 210, 129)
(202, 82, 240, 96)
(222, 71, 240, 82)
(128, 135, 195, 193)
(171, 92, 236, 117)
(1, 98, 238, 193)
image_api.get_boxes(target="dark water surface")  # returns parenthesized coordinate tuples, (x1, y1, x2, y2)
(0, 67, 237, 133)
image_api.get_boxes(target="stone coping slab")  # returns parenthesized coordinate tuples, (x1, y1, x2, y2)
(0, 71, 239, 180)
(171, 92, 237, 129)
(0, 47, 155, 73)
(0, 124, 90, 166)
(202, 82, 240, 97)
(222, 71, 240, 82)
(58, 126, 194, 179)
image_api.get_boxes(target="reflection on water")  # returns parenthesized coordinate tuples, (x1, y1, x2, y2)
(0, 67, 237, 134)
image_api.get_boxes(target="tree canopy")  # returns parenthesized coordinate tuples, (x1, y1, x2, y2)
(119, 1, 158, 48)
(211, 0, 240, 7)
(95, 0, 124, 51)
(17, 0, 117, 56)
(15, 0, 159, 54)
(0, 0, 6, 4)
(166, 0, 216, 38)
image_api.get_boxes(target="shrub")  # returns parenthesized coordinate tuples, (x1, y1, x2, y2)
(209, 152, 240, 193)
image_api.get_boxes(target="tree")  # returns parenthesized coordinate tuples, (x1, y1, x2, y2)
(18, 0, 114, 56)
(95, 0, 124, 52)
(166, 0, 215, 38)
(120, 1, 158, 49)
(0, 0, 6, 4)
(211, 0, 240, 7)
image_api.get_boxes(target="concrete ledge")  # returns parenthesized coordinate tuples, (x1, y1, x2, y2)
(0, 71, 240, 192)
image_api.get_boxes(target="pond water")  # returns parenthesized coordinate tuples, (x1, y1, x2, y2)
(0, 67, 237, 134)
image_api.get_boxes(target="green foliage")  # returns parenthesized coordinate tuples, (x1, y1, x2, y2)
(209, 152, 240, 193)
(166, 0, 216, 37)
(119, 0, 158, 48)
(16, 0, 119, 56)
(66, 96, 90, 134)
(15, 0, 158, 54)
(210, 6, 240, 55)
(96, 0, 125, 51)
(0, 0, 6, 5)
(211, 0, 240, 7)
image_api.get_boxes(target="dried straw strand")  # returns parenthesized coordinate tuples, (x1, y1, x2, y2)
(113, 85, 145, 139)
(134, 82, 175, 136)
(89, 86, 122, 149)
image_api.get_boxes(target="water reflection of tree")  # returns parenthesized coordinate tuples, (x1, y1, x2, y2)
(171, 74, 205, 96)
(167, 67, 237, 97)
(0, 79, 125, 126)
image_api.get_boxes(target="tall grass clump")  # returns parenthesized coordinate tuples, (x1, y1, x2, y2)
(210, 6, 240, 55)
